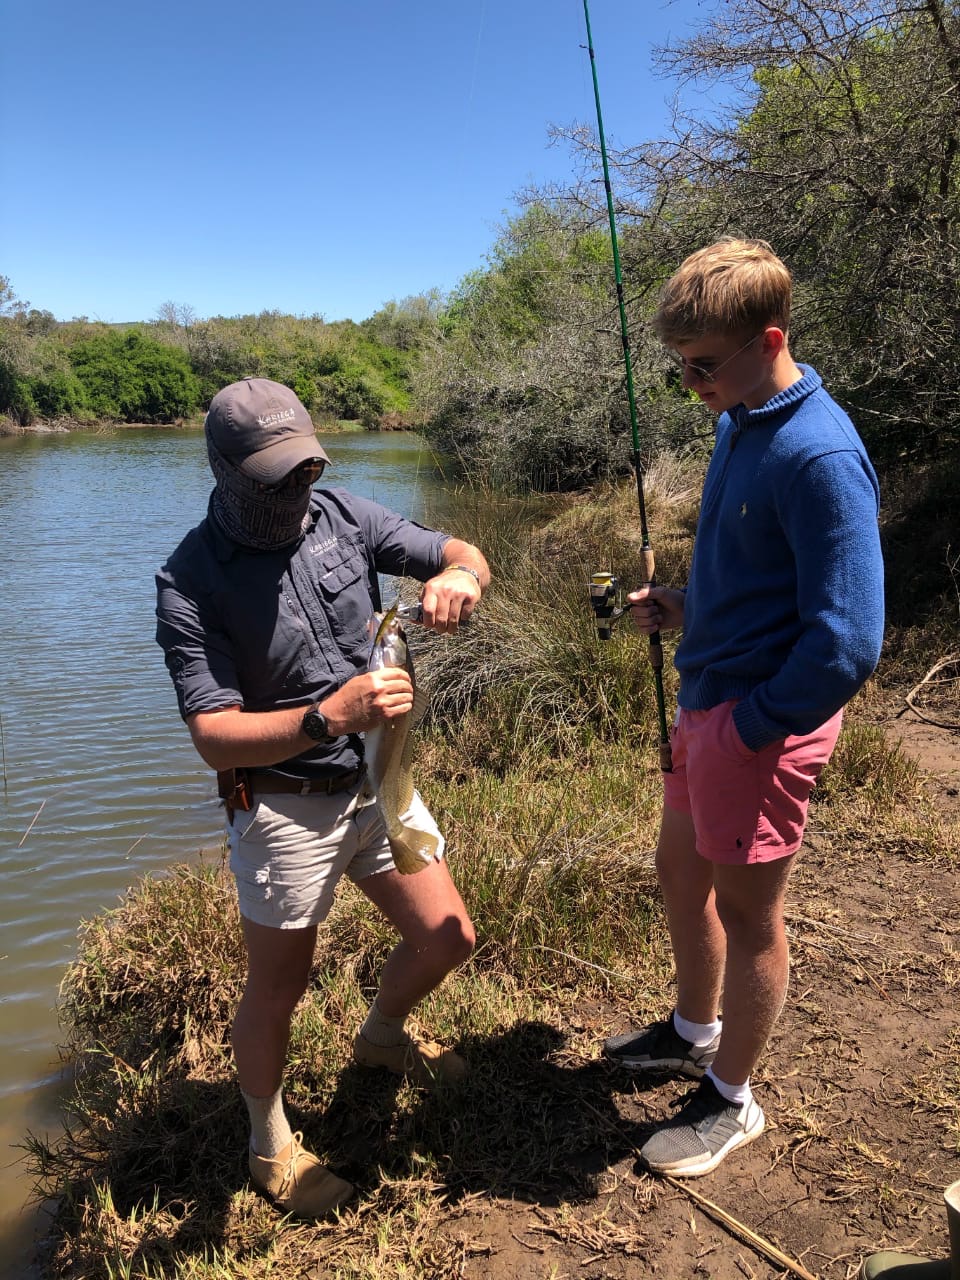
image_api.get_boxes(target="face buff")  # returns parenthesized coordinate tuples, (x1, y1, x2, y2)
(206, 435, 316, 551)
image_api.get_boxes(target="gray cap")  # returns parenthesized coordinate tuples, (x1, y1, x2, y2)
(205, 377, 330, 484)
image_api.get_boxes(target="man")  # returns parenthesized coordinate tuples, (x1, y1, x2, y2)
(156, 377, 489, 1217)
(604, 239, 884, 1176)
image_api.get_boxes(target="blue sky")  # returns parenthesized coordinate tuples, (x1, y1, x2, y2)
(2, 0, 724, 325)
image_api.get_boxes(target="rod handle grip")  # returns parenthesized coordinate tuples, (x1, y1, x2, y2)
(639, 547, 655, 585)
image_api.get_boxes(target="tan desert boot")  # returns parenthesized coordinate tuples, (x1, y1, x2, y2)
(352, 1029, 467, 1087)
(862, 1255, 950, 1278)
(249, 1131, 353, 1218)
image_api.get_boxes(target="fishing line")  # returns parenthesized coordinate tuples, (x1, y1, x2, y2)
(16, 799, 46, 848)
(402, 0, 488, 585)
(458, 0, 488, 160)
(8, 790, 221, 866)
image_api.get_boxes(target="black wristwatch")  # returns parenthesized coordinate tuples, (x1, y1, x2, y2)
(301, 702, 332, 742)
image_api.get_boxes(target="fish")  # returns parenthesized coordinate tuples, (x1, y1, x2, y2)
(364, 602, 441, 875)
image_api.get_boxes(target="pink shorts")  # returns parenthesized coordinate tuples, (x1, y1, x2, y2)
(662, 700, 842, 864)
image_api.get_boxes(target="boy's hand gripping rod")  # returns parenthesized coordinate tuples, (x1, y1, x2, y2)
(582, 0, 672, 772)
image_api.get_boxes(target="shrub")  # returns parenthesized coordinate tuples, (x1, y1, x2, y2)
(68, 329, 202, 422)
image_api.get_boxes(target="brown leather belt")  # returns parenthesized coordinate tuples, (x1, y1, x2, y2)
(248, 766, 365, 797)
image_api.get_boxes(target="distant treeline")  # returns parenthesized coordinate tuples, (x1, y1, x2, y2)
(0, 290, 444, 429)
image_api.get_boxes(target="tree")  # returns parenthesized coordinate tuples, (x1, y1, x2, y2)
(414, 204, 703, 490)
(362, 292, 445, 351)
(68, 330, 201, 421)
(0, 275, 27, 318)
(554, 0, 960, 466)
(0, 276, 36, 421)
(155, 301, 196, 331)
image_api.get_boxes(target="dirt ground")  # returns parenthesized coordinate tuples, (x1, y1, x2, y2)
(415, 708, 960, 1280)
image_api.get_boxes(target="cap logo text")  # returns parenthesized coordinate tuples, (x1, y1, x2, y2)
(257, 407, 297, 429)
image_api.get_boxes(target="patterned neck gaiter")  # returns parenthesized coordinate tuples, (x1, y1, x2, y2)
(207, 436, 314, 550)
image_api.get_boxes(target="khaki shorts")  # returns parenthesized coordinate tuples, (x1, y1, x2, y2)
(227, 786, 444, 929)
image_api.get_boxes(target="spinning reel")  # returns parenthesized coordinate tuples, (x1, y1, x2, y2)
(588, 572, 630, 641)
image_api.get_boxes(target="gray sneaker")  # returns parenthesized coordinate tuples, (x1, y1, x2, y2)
(603, 1015, 720, 1078)
(639, 1076, 765, 1177)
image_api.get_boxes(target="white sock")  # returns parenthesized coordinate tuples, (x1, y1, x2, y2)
(705, 1066, 753, 1108)
(360, 999, 407, 1047)
(673, 1010, 722, 1046)
(242, 1087, 293, 1158)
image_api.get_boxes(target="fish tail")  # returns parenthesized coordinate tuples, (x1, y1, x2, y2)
(388, 825, 441, 876)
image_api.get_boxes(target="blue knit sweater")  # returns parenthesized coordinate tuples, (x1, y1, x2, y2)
(676, 366, 885, 752)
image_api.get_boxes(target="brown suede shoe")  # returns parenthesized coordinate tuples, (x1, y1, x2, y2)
(352, 1029, 468, 1087)
(248, 1132, 353, 1218)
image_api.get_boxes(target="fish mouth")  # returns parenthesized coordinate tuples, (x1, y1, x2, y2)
(372, 601, 400, 646)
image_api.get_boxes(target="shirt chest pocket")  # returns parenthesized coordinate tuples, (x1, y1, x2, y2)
(315, 538, 365, 596)
(310, 538, 374, 652)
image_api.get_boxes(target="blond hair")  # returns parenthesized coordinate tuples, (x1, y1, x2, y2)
(653, 238, 792, 344)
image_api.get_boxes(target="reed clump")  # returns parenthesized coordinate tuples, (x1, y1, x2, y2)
(24, 456, 958, 1279)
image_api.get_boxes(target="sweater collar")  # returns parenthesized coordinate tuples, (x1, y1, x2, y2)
(730, 364, 821, 430)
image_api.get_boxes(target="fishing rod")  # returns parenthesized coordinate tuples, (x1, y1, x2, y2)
(581, 0, 672, 772)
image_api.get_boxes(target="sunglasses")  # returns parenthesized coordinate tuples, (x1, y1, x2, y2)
(668, 333, 762, 384)
(260, 458, 326, 494)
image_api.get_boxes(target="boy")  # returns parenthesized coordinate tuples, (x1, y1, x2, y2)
(604, 239, 884, 1176)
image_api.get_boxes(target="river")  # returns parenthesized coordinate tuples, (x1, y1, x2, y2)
(0, 425, 448, 1277)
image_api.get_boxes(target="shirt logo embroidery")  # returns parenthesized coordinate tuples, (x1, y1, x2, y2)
(740, 503, 748, 517)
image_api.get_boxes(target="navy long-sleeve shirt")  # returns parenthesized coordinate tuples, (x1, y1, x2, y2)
(155, 487, 449, 776)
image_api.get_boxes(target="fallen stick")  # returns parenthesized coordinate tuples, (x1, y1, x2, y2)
(901, 653, 960, 730)
(17, 799, 46, 848)
(662, 1175, 820, 1280)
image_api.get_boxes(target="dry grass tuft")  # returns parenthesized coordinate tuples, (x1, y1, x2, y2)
(816, 721, 923, 817)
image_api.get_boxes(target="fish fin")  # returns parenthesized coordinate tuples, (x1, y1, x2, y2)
(409, 682, 430, 729)
(395, 748, 416, 814)
(389, 828, 441, 876)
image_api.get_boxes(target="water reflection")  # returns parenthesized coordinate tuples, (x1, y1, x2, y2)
(0, 425, 446, 1275)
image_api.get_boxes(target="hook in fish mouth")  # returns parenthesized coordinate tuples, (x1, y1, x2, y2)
(394, 601, 424, 624)
(378, 598, 474, 637)
(376, 600, 425, 634)
(372, 600, 401, 646)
